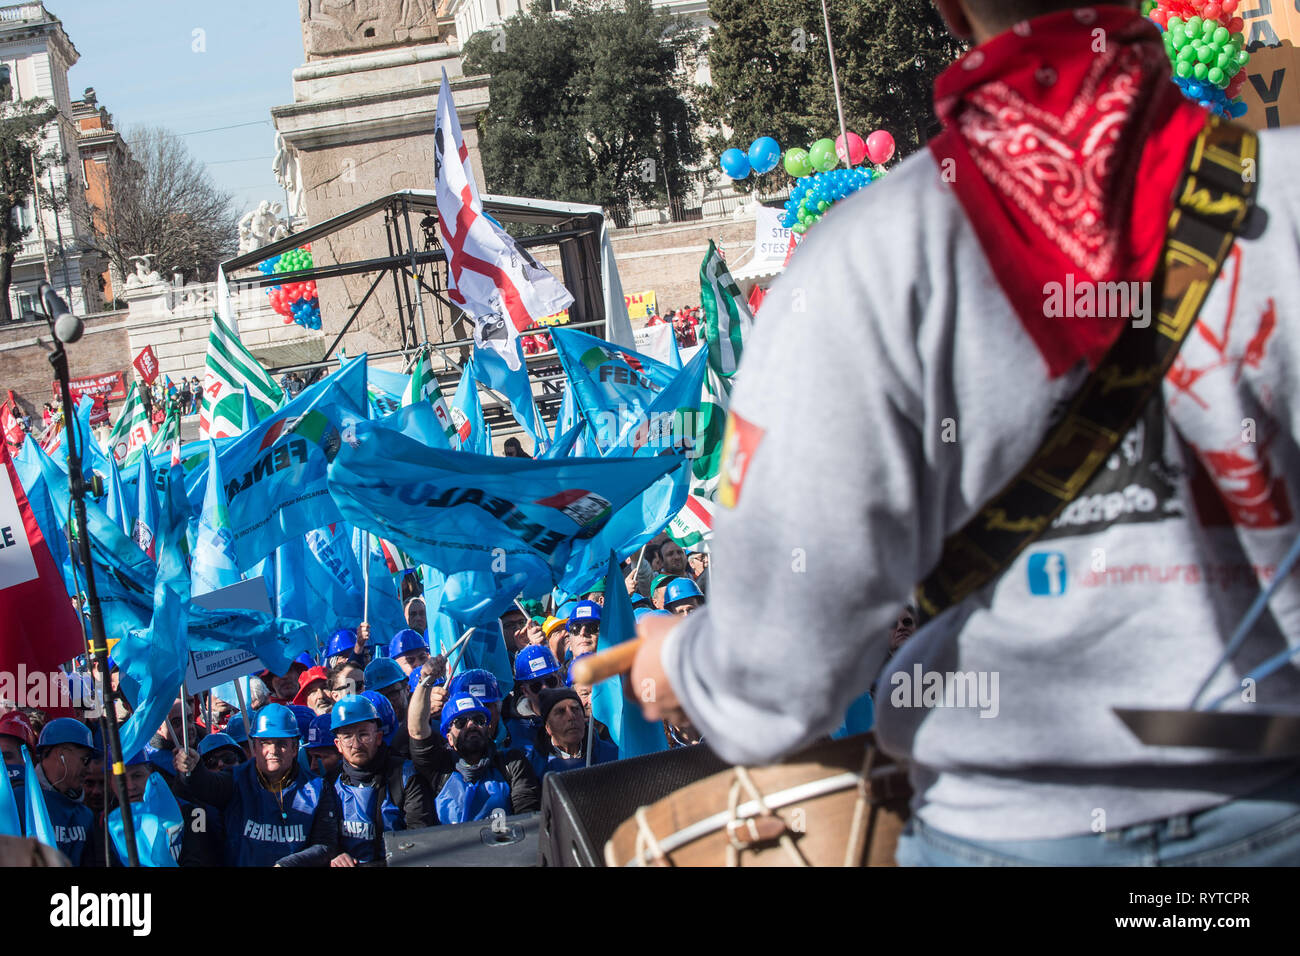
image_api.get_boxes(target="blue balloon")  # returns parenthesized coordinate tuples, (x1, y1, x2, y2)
(720, 148, 751, 180)
(748, 137, 781, 175)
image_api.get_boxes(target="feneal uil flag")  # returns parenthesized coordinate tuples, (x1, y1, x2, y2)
(433, 67, 573, 371)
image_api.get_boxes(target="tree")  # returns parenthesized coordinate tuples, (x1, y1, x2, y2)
(703, 0, 965, 188)
(463, 0, 704, 215)
(90, 126, 238, 289)
(0, 91, 58, 324)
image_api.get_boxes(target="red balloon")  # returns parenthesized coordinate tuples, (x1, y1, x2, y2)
(835, 131, 868, 166)
(866, 130, 896, 165)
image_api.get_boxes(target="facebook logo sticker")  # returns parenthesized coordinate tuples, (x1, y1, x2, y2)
(1027, 552, 1068, 596)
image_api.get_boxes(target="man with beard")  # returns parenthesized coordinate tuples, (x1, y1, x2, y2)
(172, 703, 338, 866)
(292, 666, 333, 716)
(327, 696, 432, 867)
(413, 692, 539, 824)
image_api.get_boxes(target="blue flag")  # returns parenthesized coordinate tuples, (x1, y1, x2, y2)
(103, 454, 133, 537)
(538, 421, 584, 461)
(14, 440, 75, 597)
(451, 363, 491, 455)
(551, 327, 678, 453)
(0, 749, 20, 837)
(472, 339, 549, 452)
(328, 413, 681, 610)
(241, 384, 261, 432)
(453, 624, 516, 695)
(109, 772, 184, 867)
(191, 441, 242, 596)
(21, 746, 57, 848)
(133, 451, 161, 561)
(300, 523, 364, 638)
(588, 553, 668, 758)
(180, 356, 369, 569)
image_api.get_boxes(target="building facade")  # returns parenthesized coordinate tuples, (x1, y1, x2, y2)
(0, 2, 104, 321)
(70, 86, 129, 305)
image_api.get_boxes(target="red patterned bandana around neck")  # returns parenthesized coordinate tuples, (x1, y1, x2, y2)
(929, 5, 1210, 378)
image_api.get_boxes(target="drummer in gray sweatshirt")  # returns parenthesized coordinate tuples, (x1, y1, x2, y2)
(631, 0, 1300, 865)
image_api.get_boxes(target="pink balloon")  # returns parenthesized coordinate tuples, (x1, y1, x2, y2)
(835, 131, 868, 166)
(866, 130, 896, 165)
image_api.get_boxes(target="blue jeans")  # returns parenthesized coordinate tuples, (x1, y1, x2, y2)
(897, 768, 1300, 866)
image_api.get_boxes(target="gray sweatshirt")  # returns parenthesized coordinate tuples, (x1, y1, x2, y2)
(664, 125, 1300, 841)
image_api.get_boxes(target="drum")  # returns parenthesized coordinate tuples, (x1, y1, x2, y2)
(605, 733, 910, 867)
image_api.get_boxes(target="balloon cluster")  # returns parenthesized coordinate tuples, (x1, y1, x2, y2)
(781, 166, 881, 233)
(259, 244, 321, 331)
(779, 129, 894, 233)
(1145, 1, 1251, 118)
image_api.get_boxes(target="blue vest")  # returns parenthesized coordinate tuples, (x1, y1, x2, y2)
(435, 768, 511, 825)
(41, 786, 93, 866)
(832, 691, 875, 739)
(225, 762, 328, 867)
(333, 762, 413, 863)
(530, 737, 619, 780)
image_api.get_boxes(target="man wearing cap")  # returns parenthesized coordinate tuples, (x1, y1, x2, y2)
(530, 688, 618, 779)
(568, 600, 601, 660)
(650, 573, 678, 610)
(328, 695, 433, 866)
(580, 579, 606, 607)
(303, 714, 341, 780)
(172, 702, 339, 866)
(0, 712, 35, 825)
(266, 653, 314, 705)
(325, 628, 367, 670)
(33, 718, 96, 865)
(292, 666, 333, 716)
(662, 578, 704, 616)
(389, 628, 432, 676)
(543, 615, 569, 664)
(198, 733, 245, 772)
(420, 692, 540, 824)
(365, 658, 410, 725)
(502, 646, 563, 743)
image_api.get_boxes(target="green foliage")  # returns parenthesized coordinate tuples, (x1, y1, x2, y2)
(703, 0, 965, 189)
(464, 0, 704, 211)
(0, 97, 59, 322)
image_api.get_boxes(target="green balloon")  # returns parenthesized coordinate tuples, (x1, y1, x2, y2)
(792, 223, 807, 234)
(783, 148, 812, 178)
(809, 138, 838, 172)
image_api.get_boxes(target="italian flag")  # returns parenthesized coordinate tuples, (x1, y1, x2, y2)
(668, 493, 714, 551)
(700, 240, 752, 378)
(106, 382, 152, 464)
(198, 312, 284, 440)
(402, 350, 457, 443)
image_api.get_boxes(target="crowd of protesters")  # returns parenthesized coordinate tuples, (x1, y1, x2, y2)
(0, 533, 716, 867)
(519, 308, 706, 356)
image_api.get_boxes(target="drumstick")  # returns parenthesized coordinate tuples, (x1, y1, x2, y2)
(570, 638, 642, 686)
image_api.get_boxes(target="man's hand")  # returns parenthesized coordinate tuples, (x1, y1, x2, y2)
(428, 684, 448, 717)
(423, 655, 447, 682)
(330, 852, 357, 868)
(356, 622, 370, 654)
(173, 748, 200, 776)
(630, 613, 687, 726)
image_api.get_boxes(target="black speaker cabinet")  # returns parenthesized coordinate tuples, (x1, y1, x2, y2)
(538, 744, 728, 866)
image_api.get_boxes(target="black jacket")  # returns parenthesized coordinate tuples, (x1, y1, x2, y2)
(409, 735, 541, 821)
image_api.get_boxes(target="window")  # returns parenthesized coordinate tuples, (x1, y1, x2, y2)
(13, 291, 36, 322)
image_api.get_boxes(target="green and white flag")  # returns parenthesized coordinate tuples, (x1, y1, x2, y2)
(198, 312, 283, 440)
(135, 407, 180, 466)
(402, 349, 457, 444)
(699, 240, 753, 378)
(106, 382, 151, 464)
(690, 367, 731, 501)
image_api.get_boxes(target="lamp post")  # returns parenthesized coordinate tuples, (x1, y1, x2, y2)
(38, 281, 140, 867)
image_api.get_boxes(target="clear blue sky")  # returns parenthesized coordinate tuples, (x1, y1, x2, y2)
(51, 0, 306, 214)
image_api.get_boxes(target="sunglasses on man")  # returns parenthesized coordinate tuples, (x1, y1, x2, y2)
(203, 752, 241, 770)
(526, 676, 560, 695)
(451, 713, 487, 731)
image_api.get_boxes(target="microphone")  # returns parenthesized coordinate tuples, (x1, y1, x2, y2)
(39, 282, 83, 343)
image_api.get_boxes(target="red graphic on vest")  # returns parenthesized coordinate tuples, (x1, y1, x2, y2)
(1167, 246, 1289, 529)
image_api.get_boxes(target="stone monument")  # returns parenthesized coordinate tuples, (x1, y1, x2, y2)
(273, 0, 491, 359)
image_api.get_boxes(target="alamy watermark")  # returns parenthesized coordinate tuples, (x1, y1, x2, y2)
(889, 664, 1000, 718)
(1043, 276, 1152, 329)
(0, 667, 104, 718)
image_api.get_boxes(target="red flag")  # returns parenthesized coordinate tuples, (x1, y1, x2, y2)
(1, 392, 24, 450)
(0, 439, 84, 679)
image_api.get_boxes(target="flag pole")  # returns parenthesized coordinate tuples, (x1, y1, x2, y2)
(819, 0, 852, 168)
(362, 532, 371, 626)
(232, 678, 252, 736)
(585, 708, 596, 768)
(178, 684, 190, 755)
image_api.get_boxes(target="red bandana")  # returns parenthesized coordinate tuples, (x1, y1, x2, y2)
(929, 6, 1209, 378)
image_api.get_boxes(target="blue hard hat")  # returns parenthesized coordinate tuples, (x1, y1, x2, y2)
(292, 652, 315, 670)
(388, 628, 429, 660)
(304, 714, 335, 750)
(513, 645, 561, 682)
(125, 748, 152, 768)
(664, 578, 703, 607)
(37, 718, 94, 751)
(360, 691, 397, 745)
(288, 704, 317, 741)
(223, 713, 248, 744)
(249, 703, 300, 740)
(364, 657, 406, 692)
(556, 600, 578, 621)
(330, 694, 380, 733)
(326, 629, 358, 659)
(448, 668, 501, 704)
(198, 733, 242, 758)
(439, 693, 490, 738)
(634, 606, 672, 622)
(568, 600, 601, 626)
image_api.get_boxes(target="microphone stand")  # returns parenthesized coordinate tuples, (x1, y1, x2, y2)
(40, 283, 140, 867)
